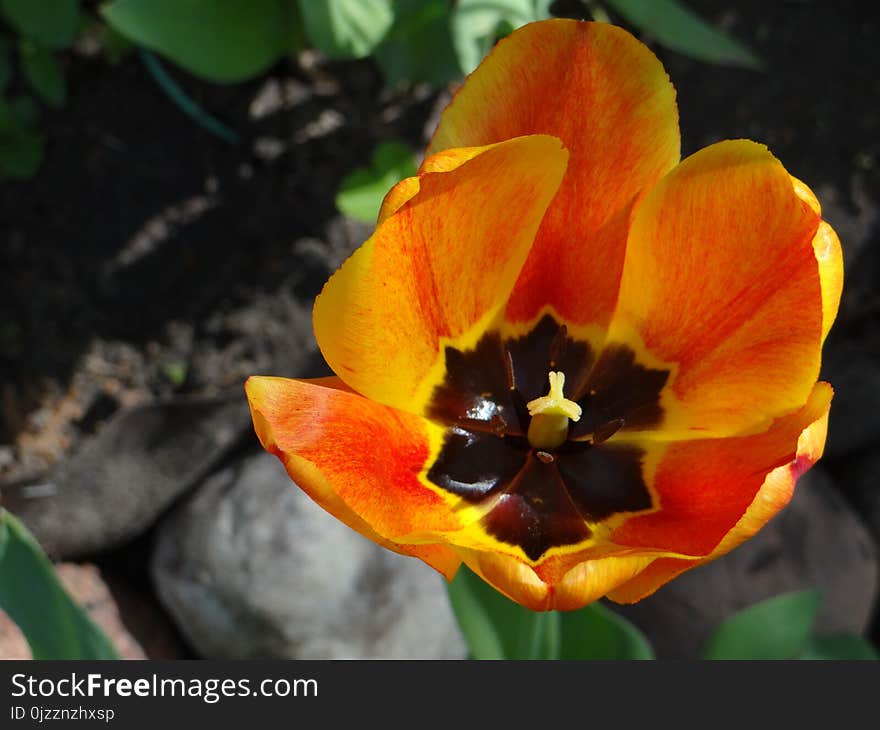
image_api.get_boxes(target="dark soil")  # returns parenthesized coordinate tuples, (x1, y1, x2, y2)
(1, 0, 879, 654)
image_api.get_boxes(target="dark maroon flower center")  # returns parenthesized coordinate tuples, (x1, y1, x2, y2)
(426, 314, 670, 561)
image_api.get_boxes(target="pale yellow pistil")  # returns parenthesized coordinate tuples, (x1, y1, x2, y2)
(526, 371, 582, 450)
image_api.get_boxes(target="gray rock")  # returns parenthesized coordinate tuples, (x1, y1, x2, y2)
(152, 450, 467, 659)
(3, 395, 250, 558)
(610, 466, 878, 658)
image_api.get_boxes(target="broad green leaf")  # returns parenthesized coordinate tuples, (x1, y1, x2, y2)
(605, 0, 763, 70)
(335, 140, 417, 223)
(451, 0, 548, 76)
(374, 0, 460, 86)
(799, 635, 880, 660)
(0, 35, 11, 92)
(0, 128, 44, 179)
(100, 22, 136, 65)
(0, 0, 80, 49)
(0, 510, 119, 658)
(0, 516, 8, 562)
(446, 566, 508, 659)
(297, 0, 393, 60)
(703, 590, 822, 660)
(0, 96, 20, 134)
(447, 565, 653, 660)
(282, 0, 306, 56)
(20, 40, 66, 107)
(446, 564, 558, 659)
(8, 94, 39, 127)
(559, 602, 654, 659)
(0, 57, 10, 94)
(102, 0, 290, 83)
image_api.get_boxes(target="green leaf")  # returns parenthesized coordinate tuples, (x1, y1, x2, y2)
(298, 0, 393, 60)
(101, 0, 290, 83)
(0, 128, 44, 179)
(559, 602, 654, 659)
(0, 510, 119, 658)
(0, 59, 10, 94)
(0, 35, 12, 93)
(451, 0, 548, 76)
(446, 565, 509, 659)
(282, 0, 306, 56)
(447, 564, 555, 659)
(7, 94, 40, 127)
(799, 635, 880, 660)
(703, 590, 822, 660)
(0, 0, 81, 49)
(373, 0, 460, 86)
(604, 0, 763, 70)
(20, 40, 66, 107)
(447, 565, 653, 660)
(335, 140, 418, 223)
(100, 22, 136, 65)
(0, 516, 8, 562)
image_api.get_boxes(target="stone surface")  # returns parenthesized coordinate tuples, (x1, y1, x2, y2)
(0, 563, 147, 659)
(610, 467, 878, 659)
(152, 450, 467, 659)
(3, 395, 250, 559)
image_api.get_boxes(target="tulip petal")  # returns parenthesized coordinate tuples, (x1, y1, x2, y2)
(428, 19, 680, 333)
(376, 145, 494, 225)
(606, 394, 829, 604)
(789, 177, 844, 344)
(314, 135, 568, 415)
(457, 546, 654, 611)
(245, 375, 462, 578)
(812, 221, 844, 343)
(611, 140, 824, 437)
(610, 382, 833, 559)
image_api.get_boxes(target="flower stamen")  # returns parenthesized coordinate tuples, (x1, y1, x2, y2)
(526, 371, 582, 449)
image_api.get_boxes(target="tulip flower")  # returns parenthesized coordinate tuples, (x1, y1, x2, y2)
(246, 19, 842, 611)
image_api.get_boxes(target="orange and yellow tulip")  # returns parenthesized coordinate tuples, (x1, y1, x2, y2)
(246, 19, 842, 611)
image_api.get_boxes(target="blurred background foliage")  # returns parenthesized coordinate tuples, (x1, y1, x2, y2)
(0, 0, 763, 186)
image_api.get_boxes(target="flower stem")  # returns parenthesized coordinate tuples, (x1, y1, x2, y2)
(139, 50, 239, 145)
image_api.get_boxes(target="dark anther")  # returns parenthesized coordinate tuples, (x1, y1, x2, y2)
(549, 324, 568, 368)
(591, 418, 625, 445)
(504, 346, 532, 432)
(535, 450, 555, 464)
(511, 389, 531, 433)
(504, 348, 517, 391)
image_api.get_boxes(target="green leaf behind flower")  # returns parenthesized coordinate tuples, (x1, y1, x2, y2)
(799, 635, 880, 660)
(20, 40, 66, 107)
(0, 510, 119, 659)
(336, 140, 418, 223)
(102, 0, 293, 83)
(451, 0, 551, 76)
(559, 601, 654, 659)
(703, 589, 822, 660)
(0, 0, 81, 49)
(298, 0, 393, 60)
(373, 0, 460, 86)
(604, 0, 764, 70)
(447, 564, 654, 659)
